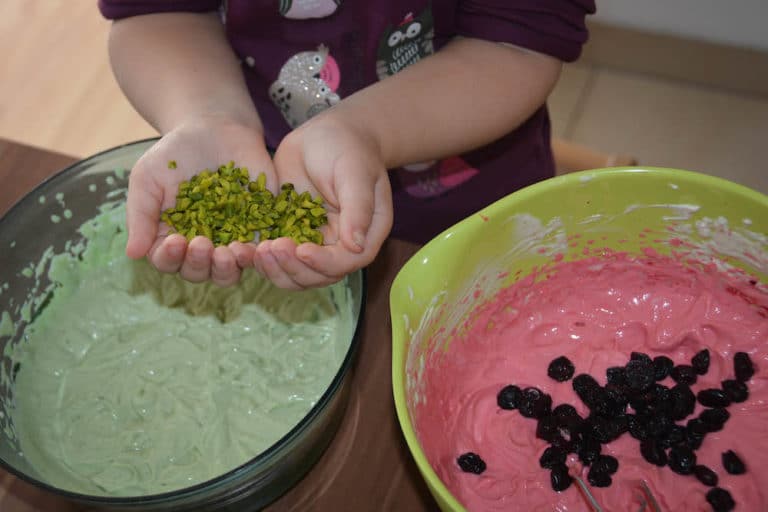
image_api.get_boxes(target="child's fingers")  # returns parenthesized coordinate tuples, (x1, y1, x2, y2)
(228, 241, 257, 269)
(125, 167, 165, 259)
(253, 239, 340, 289)
(211, 246, 242, 287)
(334, 156, 381, 254)
(367, 174, 394, 250)
(269, 237, 340, 288)
(272, 143, 317, 195)
(254, 241, 304, 290)
(296, 176, 392, 278)
(179, 236, 214, 283)
(148, 234, 187, 274)
(294, 242, 369, 282)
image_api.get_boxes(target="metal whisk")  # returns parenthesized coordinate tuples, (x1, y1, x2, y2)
(573, 475, 661, 512)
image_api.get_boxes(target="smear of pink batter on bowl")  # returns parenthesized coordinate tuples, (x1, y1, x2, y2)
(414, 252, 768, 511)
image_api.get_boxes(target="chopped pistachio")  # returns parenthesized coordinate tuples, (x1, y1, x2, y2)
(160, 162, 328, 246)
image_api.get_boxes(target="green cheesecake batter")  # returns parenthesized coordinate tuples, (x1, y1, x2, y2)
(8, 202, 355, 497)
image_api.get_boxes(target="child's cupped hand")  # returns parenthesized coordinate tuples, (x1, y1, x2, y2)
(252, 113, 393, 290)
(125, 114, 277, 287)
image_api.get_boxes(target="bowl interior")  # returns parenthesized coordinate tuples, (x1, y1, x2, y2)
(390, 167, 768, 511)
(0, 140, 364, 506)
(0, 140, 155, 477)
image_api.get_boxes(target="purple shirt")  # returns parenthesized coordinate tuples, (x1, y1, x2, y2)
(100, 0, 595, 243)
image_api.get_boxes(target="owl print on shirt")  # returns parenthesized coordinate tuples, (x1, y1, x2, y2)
(376, 8, 434, 80)
(269, 45, 341, 129)
(278, 0, 341, 19)
(375, 6, 479, 198)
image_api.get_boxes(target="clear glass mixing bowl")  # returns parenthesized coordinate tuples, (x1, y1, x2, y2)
(0, 139, 365, 511)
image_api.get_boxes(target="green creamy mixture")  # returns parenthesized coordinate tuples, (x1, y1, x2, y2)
(8, 203, 354, 497)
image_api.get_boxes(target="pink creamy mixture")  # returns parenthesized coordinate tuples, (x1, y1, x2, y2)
(415, 252, 767, 511)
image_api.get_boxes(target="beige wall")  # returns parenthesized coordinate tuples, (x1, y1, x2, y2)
(594, 0, 768, 52)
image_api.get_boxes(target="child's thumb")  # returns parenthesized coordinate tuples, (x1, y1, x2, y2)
(125, 171, 162, 259)
(336, 167, 376, 254)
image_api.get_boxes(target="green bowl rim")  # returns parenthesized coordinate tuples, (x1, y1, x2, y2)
(390, 166, 768, 510)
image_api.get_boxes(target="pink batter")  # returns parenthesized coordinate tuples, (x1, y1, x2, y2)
(414, 252, 767, 511)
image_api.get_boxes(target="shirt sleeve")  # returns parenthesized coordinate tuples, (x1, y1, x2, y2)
(455, 0, 596, 62)
(98, 0, 221, 20)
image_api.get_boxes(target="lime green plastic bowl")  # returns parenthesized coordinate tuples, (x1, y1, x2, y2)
(390, 167, 768, 511)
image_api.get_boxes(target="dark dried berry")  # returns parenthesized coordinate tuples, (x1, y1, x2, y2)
(625, 359, 655, 391)
(721, 379, 749, 403)
(659, 424, 686, 449)
(553, 404, 582, 430)
(572, 374, 601, 407)
(550, 463, 573, 492)
(566, 431, 584, 455)
(640, 439, 668, 466)
(573, 373, 600, 392)
(669, 383, 697, 420)
(652, 355, 674, 381)
(611, 414, 629, 436)
(585, 414, 623, 444)
(734, 351, 755, 382)
(606, 366, 627, 386)
(686, 433, 704, 451)
(457, 452, 486, 474)
(577, 435, 602, 465)
(668, 445, 696, 475)
(645, 414, 673, 440)
(629, 386, 660, 415)
(697, 388, 731, 408)
(627, 414, 651, 441)
(539, 446, 567, 469)
(722, 450, 746, 475)
(700, 408, 730, 432)
(518, 387, 552, 419)
(645, 398, 673, 418)
(706, 487, 735, 512)
(691, 349, 711, 375)
(603, 384, 630, 414)
(585, 391, 612, 414)
(687, 417, 708, 436)
(548, 356, 575, 382)
(536, 416, 560, 442)
(684, 430, 704, 450)
(592, 454, 619, 474)
(551, 435, 575, 454)
(694, 464, 719, 487)
(578, 391, 612, 416)
(685, 418, 707, 450)
(651, 382, 672, 402)
(671, 364, 698, 385)
(591, 394, 619, 417)
(553, 403, 578, 418)
(497, 385, 522, 410)
(650, 384, 673, 415)
(631, 351, 653, 364)
(587, 466, 612, 487)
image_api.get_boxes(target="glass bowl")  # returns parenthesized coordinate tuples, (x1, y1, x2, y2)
(0, 139, 366, 511)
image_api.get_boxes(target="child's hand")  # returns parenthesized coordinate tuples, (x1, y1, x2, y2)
(126, 115, 277, 287)
(254, 114, 393, 290)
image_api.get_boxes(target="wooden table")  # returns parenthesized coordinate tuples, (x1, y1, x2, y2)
(0, 138, 438, 511)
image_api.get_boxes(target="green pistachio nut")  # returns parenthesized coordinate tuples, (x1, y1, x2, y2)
(160, 163, 328, 246)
